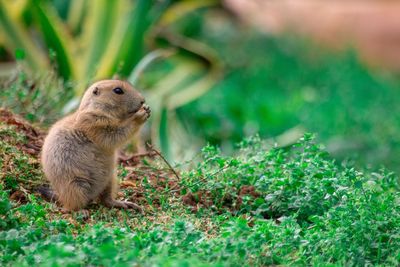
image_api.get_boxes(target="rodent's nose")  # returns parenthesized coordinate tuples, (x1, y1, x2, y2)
(140, 99, 145, 105)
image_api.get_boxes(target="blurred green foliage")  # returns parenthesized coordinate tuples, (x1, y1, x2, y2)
(177, 11, 400, 171)
(0, 0, 222, 158)
(0, 71, 73, 124)
(0, 0, 218, 83)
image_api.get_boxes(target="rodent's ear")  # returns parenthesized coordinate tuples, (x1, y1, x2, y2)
(93, 87, 99, 95)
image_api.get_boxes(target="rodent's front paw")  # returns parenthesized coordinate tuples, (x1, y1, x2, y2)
(143, 104, 151, 115)
(133, 104, 151, 122)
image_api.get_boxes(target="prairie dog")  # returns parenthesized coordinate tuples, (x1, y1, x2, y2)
(41, 80, 150, 212)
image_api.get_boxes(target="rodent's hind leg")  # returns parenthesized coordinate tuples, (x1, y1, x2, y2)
(104, 199, 143, 212)
(57, 177, 92, 211)
(37, 185, 58, 202)
(99, 178, 143, 213)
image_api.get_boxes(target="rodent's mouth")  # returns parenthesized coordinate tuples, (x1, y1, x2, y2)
(128, 108, 140, 114)
(128, 104, 148, 115)
(128, 104, 143, 114)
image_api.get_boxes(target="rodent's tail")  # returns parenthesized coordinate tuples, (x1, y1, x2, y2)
(37, 185, 58, 202)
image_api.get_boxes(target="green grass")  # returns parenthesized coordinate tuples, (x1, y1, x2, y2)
(1, 120, 399, 266)
(0, 71, 73, 125)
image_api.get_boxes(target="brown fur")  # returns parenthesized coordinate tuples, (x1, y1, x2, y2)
(41, 80, 150, 212)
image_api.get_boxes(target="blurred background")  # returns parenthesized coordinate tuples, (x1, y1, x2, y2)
(1, 0, 400, 172)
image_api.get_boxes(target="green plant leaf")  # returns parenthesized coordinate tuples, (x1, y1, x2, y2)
(118, 0, 153, 76)
(79, 0, 122, 80)
(128, 48, 176, 85)
(158, 0, 219, 27)
(31, 0, 75, 81)
(0, 1, 48, 71)
(66, 0, 87, 36)
(95, 0, 153, 79)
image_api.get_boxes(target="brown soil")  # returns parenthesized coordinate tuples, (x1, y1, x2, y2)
(182, 185, 262, 213)
(0, 108, 45, 156)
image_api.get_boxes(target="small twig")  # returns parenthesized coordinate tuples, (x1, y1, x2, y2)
(19, 186, 30, 197)
(209, 165, 230, 178)
(168, 186, 183, 194)
(146, 143, 180, 182)
(126, 169, 150, 175)
(126, 165, 175, 176)
(119, 151, 157, 162)
(130, 151, 157, 158)
(126, 169, 174, 182)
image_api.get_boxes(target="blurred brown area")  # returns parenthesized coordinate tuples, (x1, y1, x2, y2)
(225, 0, 400, 70)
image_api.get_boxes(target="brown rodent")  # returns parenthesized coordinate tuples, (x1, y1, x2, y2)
(40, 80, 150, 212)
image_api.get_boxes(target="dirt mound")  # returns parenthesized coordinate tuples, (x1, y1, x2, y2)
(0, 108, 45, 157)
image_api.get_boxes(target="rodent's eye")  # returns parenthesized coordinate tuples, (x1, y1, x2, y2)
(93, 87, 99, 95)
(113, 87, 124, 95)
